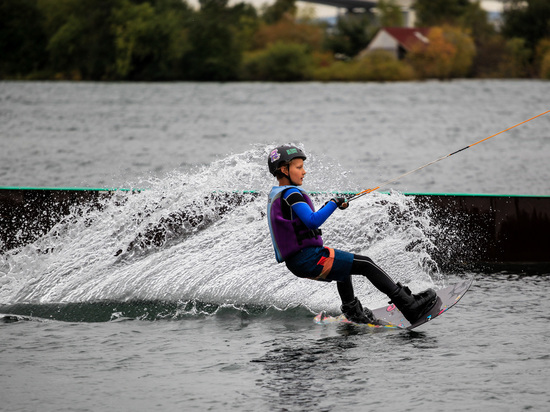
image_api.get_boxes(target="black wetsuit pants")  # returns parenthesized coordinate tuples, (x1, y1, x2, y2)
(337, 254, 399, 305)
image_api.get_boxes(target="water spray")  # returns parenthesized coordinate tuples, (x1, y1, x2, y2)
(348, 110, 550, 202)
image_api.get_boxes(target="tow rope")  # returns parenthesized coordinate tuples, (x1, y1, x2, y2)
(348, 110, 550, 202)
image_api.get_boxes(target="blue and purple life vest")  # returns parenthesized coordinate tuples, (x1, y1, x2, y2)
(267, 186, 323, 263)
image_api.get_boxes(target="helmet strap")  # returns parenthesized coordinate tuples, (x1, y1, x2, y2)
(283, 172, 297, 186)
(280, 163, 297, 186)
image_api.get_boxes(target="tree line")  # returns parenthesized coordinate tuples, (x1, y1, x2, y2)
(1, 0, 549, 81)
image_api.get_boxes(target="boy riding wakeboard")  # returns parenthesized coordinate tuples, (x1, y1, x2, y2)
(267, 145, 437, 324)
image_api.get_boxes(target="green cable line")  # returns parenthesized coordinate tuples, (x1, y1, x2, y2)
(0, 186, 139, 192)
(0, 187, 548, 198)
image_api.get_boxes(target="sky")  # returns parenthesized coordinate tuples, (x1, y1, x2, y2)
(185, 0, 351, 19)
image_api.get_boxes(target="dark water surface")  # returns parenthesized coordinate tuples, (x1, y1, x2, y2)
(1, 81, 550, 411)
(2, 274, 549, 411)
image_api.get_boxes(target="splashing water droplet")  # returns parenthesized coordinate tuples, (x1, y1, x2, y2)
(0, 146, 440, 315)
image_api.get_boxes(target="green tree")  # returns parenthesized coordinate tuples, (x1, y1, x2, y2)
(253, 13, 323, 51)
(355, 50, 415, 81)
(377, 0, 404, 27)
(500, 37, 532, 77)
(407, 26, 457, 79)
(502, 0, 550, 52)
(0, 0, 48, 77)
(535, 38, 550, 76)
(540, 50, 550, 79)
(39, 0, 124, 79)
(229, 3, 260, 52)
(414, 0, 471, 26)
(112, 0, 191, 80)
(472, 34, 507, 77)
(243, 41, 312, 81)
(112, 2, 155, 78)
(324, 13, 377, 58)
(458, 1, 495, 42)
(183, 0, 242, 80)
(262, 0, 296, 24)
(444, 25, 476, 77)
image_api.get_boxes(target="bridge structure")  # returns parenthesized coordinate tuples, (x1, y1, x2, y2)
(299, 0, 377, 13)
(298, 0, 416, 26)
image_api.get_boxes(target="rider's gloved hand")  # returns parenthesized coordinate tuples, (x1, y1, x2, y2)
(331, 197, 349, 210)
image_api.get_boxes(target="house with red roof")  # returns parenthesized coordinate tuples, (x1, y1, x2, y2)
(359, 27, 430, 60)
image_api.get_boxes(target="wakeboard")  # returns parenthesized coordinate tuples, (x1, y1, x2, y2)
(314, 277, 473, 330)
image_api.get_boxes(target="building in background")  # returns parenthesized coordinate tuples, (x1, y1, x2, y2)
(359, 27, 429, 59)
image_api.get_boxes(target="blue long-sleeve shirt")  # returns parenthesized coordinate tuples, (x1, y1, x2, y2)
(282, 187, 337, 230)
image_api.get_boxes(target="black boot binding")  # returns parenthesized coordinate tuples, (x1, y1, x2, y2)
(389, 282, 438, 324)
(341, 297, 375, 324)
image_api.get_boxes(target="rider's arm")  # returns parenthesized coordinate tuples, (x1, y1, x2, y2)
(283, 189, 337, 230)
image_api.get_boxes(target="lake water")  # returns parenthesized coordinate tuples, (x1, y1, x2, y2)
(1, 80, 549, 411)
(1, 80, 549, 194)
